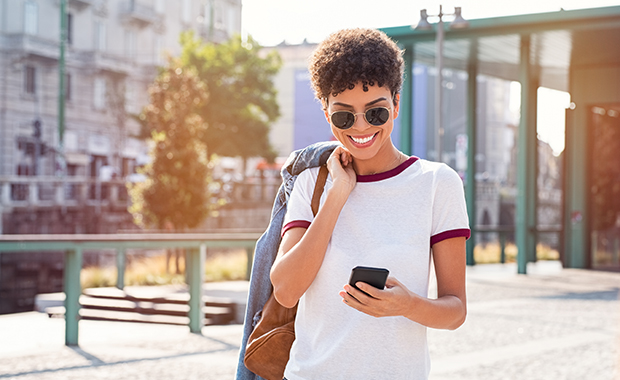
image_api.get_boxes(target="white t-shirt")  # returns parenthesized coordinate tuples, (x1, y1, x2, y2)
(281, 157, 470, 380)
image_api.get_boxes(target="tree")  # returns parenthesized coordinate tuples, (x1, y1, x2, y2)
(129, 33, 282, 237)
(179, 32, 281, 164)
(128, 61, 211, 232)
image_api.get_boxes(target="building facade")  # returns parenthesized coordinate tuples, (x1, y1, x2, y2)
(0, 0, 242, 234)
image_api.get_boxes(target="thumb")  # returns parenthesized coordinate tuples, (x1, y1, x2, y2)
(385, 276, 402, 289)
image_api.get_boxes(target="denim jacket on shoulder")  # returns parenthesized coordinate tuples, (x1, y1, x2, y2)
(235, 141, 339, 380)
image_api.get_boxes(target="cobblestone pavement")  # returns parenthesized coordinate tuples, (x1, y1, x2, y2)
(0, 262, 618, 380)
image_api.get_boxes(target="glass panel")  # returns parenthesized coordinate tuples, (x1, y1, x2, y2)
(590, 105, 620, 269)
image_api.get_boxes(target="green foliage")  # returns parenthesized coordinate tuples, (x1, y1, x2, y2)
(179, 32, 281, 162)
(129, 33, 282, 230)
(129, 62, 211, 230)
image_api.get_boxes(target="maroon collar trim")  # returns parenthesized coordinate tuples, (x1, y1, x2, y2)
(356, 156, 418, 183)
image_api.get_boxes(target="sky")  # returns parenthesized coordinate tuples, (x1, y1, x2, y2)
(241, 0, 620, 46)
(241, 0, 620, 155)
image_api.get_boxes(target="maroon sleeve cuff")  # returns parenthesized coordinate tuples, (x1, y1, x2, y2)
(430, 228, 471, 247)
(281, 220, 311, 237)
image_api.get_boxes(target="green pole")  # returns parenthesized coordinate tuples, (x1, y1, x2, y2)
(500, 231, 506, 263)
(527, 71, 539, 264)
(64, 248, 82, 346)
(57, 0, 67, 177)
(116, 248, 126, 290)
(399, 44, 413, 155)
(465, 39, 478, 266)
(187, 245, 205, 333)
(245, 246, 254, 281)
(209, 0, 214, 41)
(516, 35, 536, 274)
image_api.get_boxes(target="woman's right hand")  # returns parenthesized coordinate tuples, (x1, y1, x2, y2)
(326, 146, 357, 198)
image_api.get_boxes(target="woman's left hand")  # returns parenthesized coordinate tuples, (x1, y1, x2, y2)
(338, 276, 417, 318)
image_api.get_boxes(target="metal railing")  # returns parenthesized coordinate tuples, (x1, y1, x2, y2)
(0, 233, 261, 346)
(0, 176, 128, 208)
(474, 225, 563, 263)
(0, 176, 281, 208)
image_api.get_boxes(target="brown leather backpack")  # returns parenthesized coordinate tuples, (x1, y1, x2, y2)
(244, 165, 328, 380)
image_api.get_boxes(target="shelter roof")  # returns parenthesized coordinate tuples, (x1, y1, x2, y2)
(381, 6, 620, 91)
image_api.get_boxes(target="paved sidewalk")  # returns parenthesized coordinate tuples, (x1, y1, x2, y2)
(0, 261, 618, 380)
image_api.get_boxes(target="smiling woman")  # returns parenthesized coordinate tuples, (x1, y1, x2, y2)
(252, 28, 471, 380)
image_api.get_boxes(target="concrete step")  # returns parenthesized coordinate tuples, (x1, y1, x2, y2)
(45, 288, 237, 325)
(82, 287, 236, 309)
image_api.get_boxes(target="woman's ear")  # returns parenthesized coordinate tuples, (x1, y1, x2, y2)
(393, 93, 400, 118)
(323, 98, 330, 123)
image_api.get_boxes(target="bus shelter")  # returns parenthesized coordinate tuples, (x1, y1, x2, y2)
(382, 6, 620, 273)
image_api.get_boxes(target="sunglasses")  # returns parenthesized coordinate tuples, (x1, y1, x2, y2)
(329, 107, 391, 130)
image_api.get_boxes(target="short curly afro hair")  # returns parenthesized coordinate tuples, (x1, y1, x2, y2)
(309, 28, 404, 107)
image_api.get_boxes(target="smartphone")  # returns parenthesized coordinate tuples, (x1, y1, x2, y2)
(348, 266, 389, 296)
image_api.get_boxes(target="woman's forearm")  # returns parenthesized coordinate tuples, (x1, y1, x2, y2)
(404, 293, 467, 330)
(270, 187, 349, 308)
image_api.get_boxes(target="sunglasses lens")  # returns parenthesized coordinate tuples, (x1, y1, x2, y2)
(365, 107, 390, 126)
(331, 111, 355, 129)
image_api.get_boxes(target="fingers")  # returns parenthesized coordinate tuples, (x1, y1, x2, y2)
(341, 283, 380, 303)
(340, 150, 353, 167)
(329, 146, 353, 168)
(339, 285, 382, 318)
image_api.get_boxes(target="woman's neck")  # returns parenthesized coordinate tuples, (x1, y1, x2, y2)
(353, 145, 407, 176)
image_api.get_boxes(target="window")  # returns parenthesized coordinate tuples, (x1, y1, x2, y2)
(154, 35, 164, 65)
(95, 21, 106, 51)
(125, 30, 136, 58)
(182, 0, 191, 24)
(124, 81, 134, 112)
(24, 66, 36, 94)
(24, 1, 38, 35)
(155, 0, 165, 14)
(226, 6, 237, 36)
(66, 13, 73, 45)
(93, 77, 106, 110)
(203, 3, 212, 27)
(214, 5, 224, 30)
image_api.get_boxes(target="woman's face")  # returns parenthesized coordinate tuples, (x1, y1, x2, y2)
(325, 84, 399, 162)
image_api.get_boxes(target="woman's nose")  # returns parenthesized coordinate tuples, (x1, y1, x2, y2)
(351, 113, 371, 131)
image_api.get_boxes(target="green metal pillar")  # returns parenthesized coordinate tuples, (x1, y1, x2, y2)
(400, 44, 414, 155)
(527, 69, 539, 264)
(116, 248, 126, 290)
(58, 0, 66, 162)
(63, 248, 82, 346)
(516, 35, 537, 274)
(245, 246, 254, 281)
(465, 39, 478, 266)
(187, 245, 205, 333)
(564, 104, 588, 268)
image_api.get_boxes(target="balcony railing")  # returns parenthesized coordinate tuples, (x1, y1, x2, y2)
(119, 0, 160, 27)
(0, 175, 282, 209)
(0, 233, 261, 346)
(0, 176, 129, 208)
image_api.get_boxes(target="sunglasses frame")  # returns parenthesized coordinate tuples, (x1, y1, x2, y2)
(329, 106, 391, 130)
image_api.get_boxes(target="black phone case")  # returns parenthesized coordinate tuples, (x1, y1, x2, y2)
(348, 266, 389, 292)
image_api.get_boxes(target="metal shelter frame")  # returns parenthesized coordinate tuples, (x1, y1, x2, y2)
(381, 6, 620, 273)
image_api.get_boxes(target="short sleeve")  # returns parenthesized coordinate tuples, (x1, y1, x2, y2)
(430, 164, 471, 247)
(281, 167, 318, 237)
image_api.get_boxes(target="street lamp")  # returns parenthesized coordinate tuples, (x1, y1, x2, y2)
(416, 6, 468, 163)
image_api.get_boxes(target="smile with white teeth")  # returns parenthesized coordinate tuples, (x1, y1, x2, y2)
(350, 133, 376, 144)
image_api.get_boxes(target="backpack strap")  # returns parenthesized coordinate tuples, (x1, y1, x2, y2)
(311, 165, 328, 217)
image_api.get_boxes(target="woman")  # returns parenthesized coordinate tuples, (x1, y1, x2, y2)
(270, 28, 470, 379)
